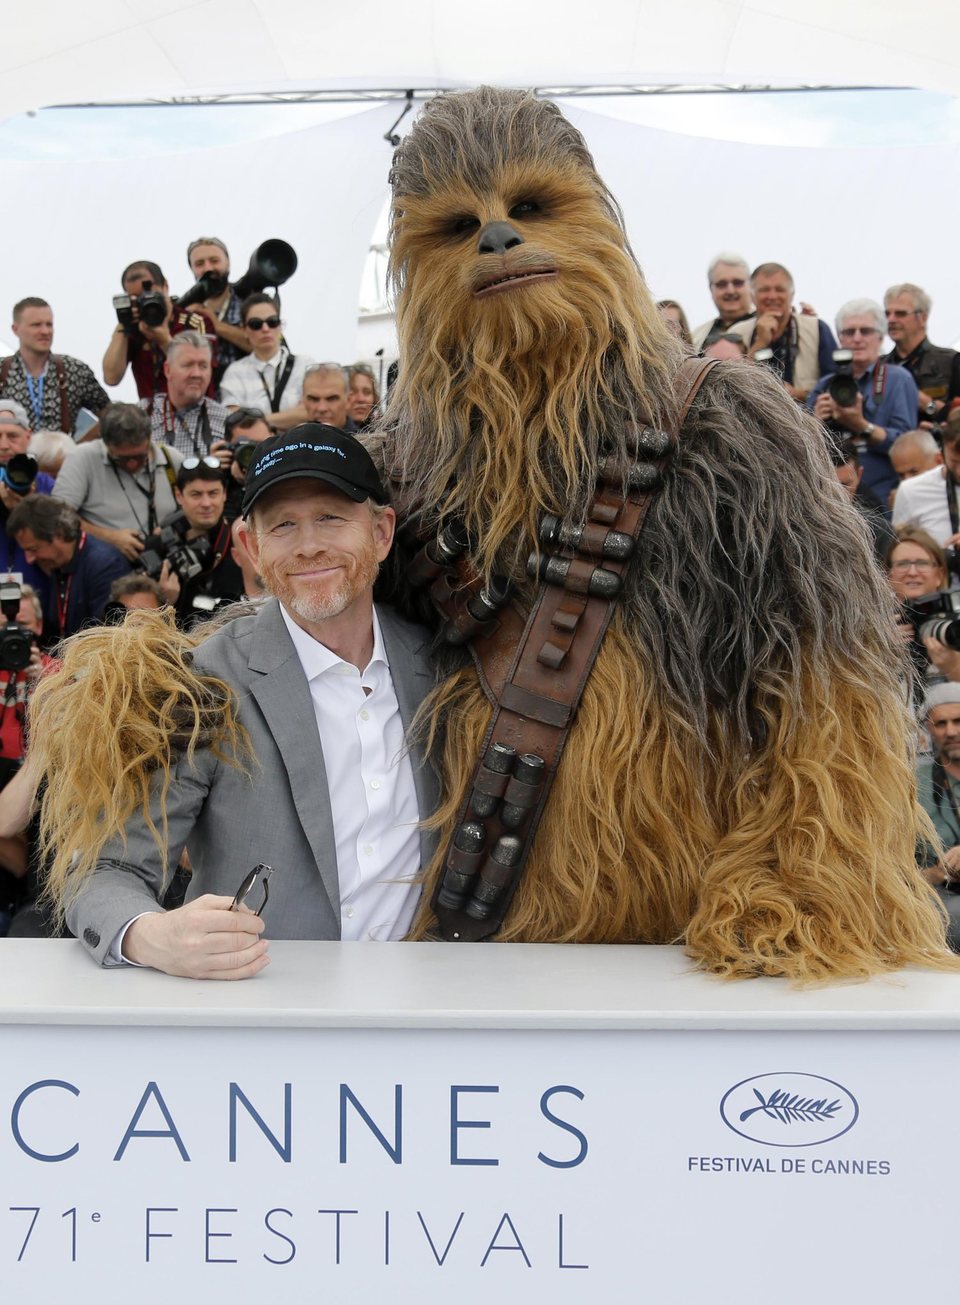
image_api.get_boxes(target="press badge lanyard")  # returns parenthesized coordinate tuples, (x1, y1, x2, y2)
(55, 532, 85, 634)
(259, 351, 295, 413)
(23, 370, 45, 428)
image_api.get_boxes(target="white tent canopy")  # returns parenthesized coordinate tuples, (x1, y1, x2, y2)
(6, 1, 960, 116)
(3, 3, 960, 393)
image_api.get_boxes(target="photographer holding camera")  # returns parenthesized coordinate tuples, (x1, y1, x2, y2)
(102, 261, 218, 402)
(182, 238, 251, 390)
(807, 298, 919, 506)
(137, 457, 243, 625)
(52, 402, 182, 563)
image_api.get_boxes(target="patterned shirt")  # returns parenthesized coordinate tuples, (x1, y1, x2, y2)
(0, 353, 108, 433)
(140, 395, 228, 457)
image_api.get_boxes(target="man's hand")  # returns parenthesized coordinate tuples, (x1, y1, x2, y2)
(108, 527, 146, 562)
(752, 311, 781, 350)
(923, 636, 960, 681)
(813, 391, 838, 424)
(0, 484, 20, 514)
(158, 559, 181, 606)
(816, 389, 871, 435)
(936, 846, 960, 886)
(121, 894, 269, 979)
(209, 439, 234, 473)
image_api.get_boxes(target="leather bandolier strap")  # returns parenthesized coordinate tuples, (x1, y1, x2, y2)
(406, 357, 719, 940)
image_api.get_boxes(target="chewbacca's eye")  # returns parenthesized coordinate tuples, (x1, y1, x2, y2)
(509, 200, 541, 218)
(450, 216, 480, 237)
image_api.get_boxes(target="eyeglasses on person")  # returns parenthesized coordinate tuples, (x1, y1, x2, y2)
(245, 315, 282, 331)
(711, 278, 746, 289)
(889, 558, 937, 573)
(838, 326, 879, 339)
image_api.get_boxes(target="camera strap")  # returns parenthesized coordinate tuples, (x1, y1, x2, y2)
(111, 458, 158, 535)
(946, 472, 960, 538)
(54, 532, 85, 636)
(260, 351, 295, 413)
(419, 356, 718, 941)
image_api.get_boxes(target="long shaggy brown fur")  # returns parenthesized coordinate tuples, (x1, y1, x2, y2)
(383, 86, 954, 980)
(30, 609, 249, 926)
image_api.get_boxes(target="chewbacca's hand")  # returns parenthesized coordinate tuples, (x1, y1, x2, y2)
(121, 894, 270, 980)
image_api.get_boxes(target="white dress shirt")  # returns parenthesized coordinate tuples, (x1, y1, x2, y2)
(219, 346, 314, 416)
(280, 604, 422, 940)
(891, 465, 955, 546)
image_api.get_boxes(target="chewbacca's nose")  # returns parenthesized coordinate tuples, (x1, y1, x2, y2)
(477, 221, 524, 255)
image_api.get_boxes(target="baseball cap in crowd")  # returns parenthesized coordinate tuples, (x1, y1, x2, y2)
(0, 398, 31, 429)
(923, 682, 960, 717)
(241, 424, 388, 518)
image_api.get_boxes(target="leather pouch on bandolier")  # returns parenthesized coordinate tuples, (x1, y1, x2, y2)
(405, 357, 719, 941)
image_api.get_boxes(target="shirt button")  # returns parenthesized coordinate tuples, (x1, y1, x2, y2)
(359, 709, 370, 721)
(370, 779, 381, 791)
(362, 844, 374, 856)
(345, 907, 354, 919)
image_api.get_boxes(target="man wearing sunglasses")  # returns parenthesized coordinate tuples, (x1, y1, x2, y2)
(882, 283, 960, 424)
(808, 298, 919, 507)
(690, 253, 754, 352)
(65, 426, 438, 979)
(219, 293, 314, 431)
(51, 402, 182, 563)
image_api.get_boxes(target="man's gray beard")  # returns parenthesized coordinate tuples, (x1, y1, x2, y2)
(268, 547, 380, 624)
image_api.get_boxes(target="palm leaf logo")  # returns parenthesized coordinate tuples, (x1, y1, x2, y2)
(739, 1087, 842, 1125)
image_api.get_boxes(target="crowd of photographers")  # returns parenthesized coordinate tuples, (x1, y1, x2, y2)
(0, 236, 383, 932)
(5, 238, 960, 933)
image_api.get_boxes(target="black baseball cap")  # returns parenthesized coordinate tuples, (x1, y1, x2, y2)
(240, 424, 387, 518)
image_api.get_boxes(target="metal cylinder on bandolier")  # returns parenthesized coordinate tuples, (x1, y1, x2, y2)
(526, 552, 622, 599)
(500, 753, 546, 829)
(465, 835, 524, 921)
(469, 741, 516, 817)
(407, 520, 470, 588)
(436, 821, 487, 911)
(539, 514, 635, 561)
(443, 575, 512, 645)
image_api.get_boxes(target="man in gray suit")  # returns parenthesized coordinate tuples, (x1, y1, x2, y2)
(67, 425, 438, 978)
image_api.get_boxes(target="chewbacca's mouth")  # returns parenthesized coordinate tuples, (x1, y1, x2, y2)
(474, 267, 558, 297)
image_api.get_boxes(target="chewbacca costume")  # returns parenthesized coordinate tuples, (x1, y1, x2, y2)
(374, 86, 952, 980)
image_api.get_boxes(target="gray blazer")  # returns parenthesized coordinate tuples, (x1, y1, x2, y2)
(67, 598, 439, 964)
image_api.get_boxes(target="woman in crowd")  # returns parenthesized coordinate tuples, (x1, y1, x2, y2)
(886, 526, 959, 693)
(656, 299, 693, 348)
(346, 363, 380, 430)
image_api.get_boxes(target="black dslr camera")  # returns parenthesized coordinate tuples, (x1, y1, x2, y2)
(0, 581, 33, 673)
(137, 513, 213, 585)
(0, 454, 38, 497)
(113, 280, 167, 335)
(827, 349, 859, 409)
(903, 588, 960, 650)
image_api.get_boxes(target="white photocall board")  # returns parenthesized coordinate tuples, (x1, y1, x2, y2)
(1, 940, 959, 1304)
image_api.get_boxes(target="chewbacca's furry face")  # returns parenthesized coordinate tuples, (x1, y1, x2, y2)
(391, 158, 642, 361)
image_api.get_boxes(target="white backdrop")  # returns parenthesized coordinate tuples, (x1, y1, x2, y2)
(5, 1, 960, 119)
